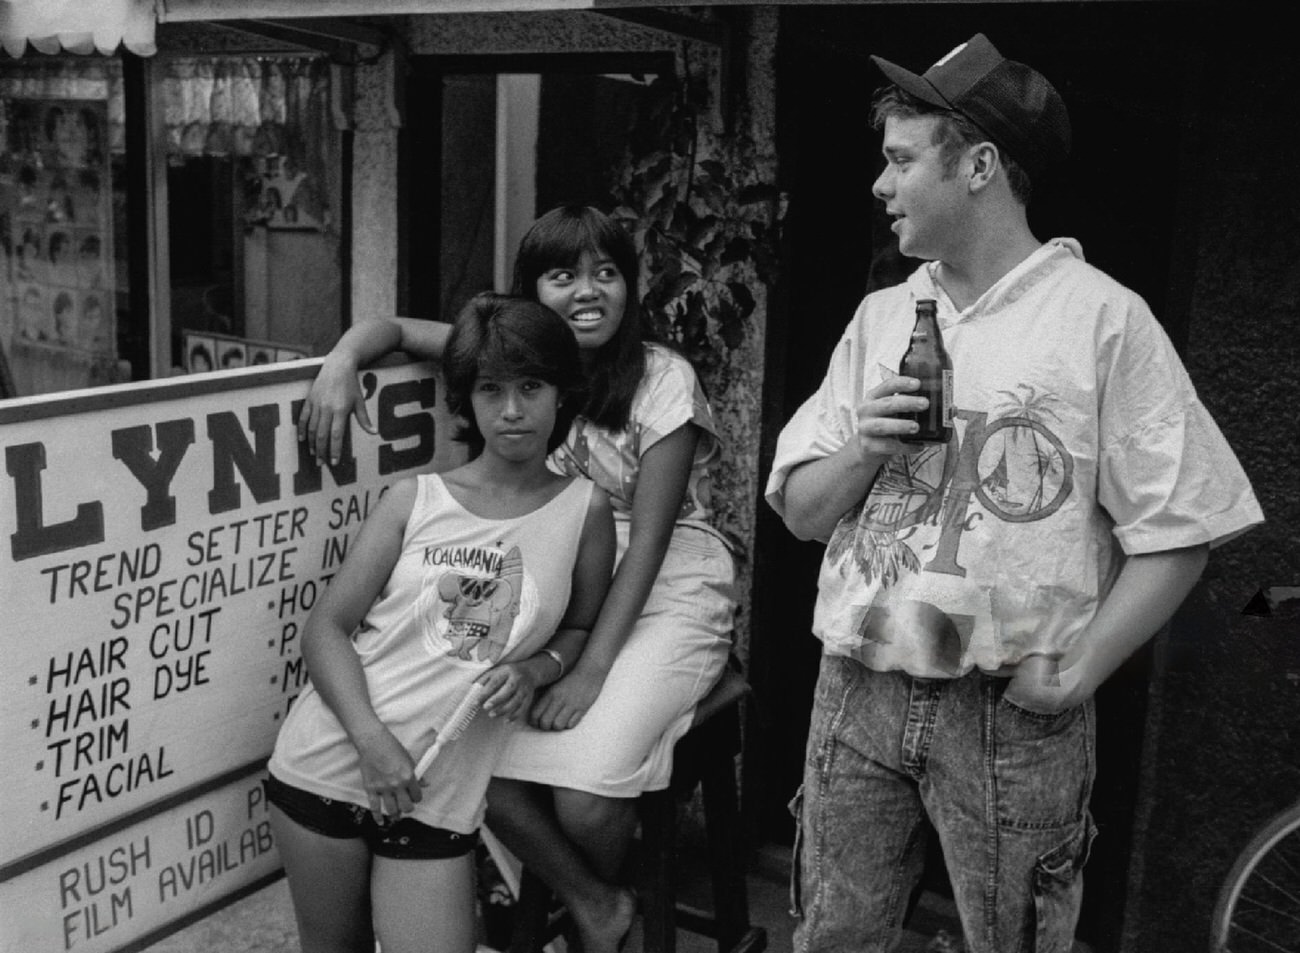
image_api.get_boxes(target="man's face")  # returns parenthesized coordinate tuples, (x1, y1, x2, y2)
(871, 114, 971, 262)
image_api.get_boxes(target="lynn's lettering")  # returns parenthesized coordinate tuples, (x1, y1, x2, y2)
(6, 379, 437, 563)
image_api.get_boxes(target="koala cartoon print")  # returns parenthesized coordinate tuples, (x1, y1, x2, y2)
(420, 544, 537, 665)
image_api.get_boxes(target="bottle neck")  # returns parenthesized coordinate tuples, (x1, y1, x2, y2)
(911, 315, 938, 339)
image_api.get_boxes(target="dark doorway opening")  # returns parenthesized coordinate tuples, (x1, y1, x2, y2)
(400, 53, 673, 324)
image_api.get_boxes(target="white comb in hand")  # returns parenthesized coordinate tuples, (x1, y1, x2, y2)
(414, 681, 491, 777)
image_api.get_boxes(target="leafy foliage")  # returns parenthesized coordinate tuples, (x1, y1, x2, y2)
(611, 78, 783, 381)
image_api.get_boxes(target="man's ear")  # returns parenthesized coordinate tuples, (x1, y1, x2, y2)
(968, 142, 999, 192)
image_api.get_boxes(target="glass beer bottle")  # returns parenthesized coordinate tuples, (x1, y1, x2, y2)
(899, 298, 953, 444)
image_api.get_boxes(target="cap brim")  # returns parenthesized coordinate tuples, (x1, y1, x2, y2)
(870, 54, 952, 110)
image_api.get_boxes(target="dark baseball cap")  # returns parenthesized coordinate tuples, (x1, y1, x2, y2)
(870, 34, 1070, 180)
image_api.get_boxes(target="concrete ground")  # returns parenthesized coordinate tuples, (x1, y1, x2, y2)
(142, 838, 966, 953)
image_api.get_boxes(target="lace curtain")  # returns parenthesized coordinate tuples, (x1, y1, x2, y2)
(162, 56, 333, 158)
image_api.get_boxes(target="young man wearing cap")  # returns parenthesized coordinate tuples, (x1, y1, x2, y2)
(765, 33, 1261, 953)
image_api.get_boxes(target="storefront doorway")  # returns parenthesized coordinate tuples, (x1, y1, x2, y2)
(399, 52, 674, 323)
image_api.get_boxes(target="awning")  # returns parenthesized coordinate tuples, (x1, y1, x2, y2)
(0, 0, 158, 58)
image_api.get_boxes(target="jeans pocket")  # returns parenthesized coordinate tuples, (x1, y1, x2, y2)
(1032, 815, 1097, 952)
(787, 785, 805, 918)
(994, 695, 1092, 830)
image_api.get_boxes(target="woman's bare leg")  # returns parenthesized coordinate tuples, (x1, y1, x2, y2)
(370, 852, 477, 953)
(270, 805, 374, 953)
(486, 778, 636, 953)
(553, 787, 638, 882)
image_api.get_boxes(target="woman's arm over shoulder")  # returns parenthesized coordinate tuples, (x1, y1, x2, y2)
(299, 318, 451, 464)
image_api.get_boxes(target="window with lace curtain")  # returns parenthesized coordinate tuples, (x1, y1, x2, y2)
(0, 50, 342, 396)
(161, 54, 342, 376)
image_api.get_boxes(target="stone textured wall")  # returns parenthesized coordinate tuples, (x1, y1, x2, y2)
(350, 53, 401, 322)
(692, 7, 779, 667)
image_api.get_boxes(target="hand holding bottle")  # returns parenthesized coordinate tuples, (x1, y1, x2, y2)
(853, 373, 932, 458)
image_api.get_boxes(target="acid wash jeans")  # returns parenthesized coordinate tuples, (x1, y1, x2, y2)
(790, 654, 1096, 953)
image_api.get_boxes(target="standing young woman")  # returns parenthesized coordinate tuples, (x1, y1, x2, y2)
(269, 293, 614, 953)
(298, 205, 737, 953)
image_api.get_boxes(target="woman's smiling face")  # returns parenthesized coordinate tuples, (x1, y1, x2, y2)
(535, 248, 628, 351)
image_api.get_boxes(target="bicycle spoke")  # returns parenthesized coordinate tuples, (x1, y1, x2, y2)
(1256, 858, 1300, 901)
(1263, 844, 1299, 882)
(1239, 891, 1300, 926)
(1227, 922, 1299, 953)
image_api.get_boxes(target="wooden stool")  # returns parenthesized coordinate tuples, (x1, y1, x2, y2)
(507, 664, 767, 953)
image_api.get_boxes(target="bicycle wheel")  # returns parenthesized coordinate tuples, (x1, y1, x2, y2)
(1211, 801, 1300, 952)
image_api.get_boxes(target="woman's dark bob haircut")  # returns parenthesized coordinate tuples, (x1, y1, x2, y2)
(442, 292, 585, 454)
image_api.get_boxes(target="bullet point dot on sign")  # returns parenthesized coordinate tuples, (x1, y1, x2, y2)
(268, 640, 275, 647)
(28, 675, 36, 686)
(268, 602, 275, 610)
(270, 676, 278, 685)
(40, 802, 48, 812)
(273, 712, 280, 721)
(35, 761, 44, 771)
(31, 719, 39, 730)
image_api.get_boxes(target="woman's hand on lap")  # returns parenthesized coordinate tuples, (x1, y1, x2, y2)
(480, 663, 538, 723)
(528, 668, 603, 731)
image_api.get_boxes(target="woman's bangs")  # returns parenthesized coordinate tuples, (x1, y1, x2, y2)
(475, 326, 557, 384)
(533, 213, 616, 271)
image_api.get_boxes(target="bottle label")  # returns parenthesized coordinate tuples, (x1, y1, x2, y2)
(941, 369, 954, 427)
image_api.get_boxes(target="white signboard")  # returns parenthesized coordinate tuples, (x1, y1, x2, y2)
(0, 358, 459, 951)
(0, 772, 278, 953)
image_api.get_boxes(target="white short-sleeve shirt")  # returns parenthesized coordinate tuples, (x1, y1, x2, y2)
(766, 240, 1263, 677)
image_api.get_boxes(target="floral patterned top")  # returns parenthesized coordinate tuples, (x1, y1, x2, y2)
(549, 343, 722, 531)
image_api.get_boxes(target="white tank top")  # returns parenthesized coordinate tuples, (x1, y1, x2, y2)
(269, 473, 596, 833)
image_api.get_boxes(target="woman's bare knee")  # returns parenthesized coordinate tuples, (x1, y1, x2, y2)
(553, 788, 634, 833)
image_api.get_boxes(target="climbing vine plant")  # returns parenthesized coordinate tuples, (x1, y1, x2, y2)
(610, 74, 784, 385)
